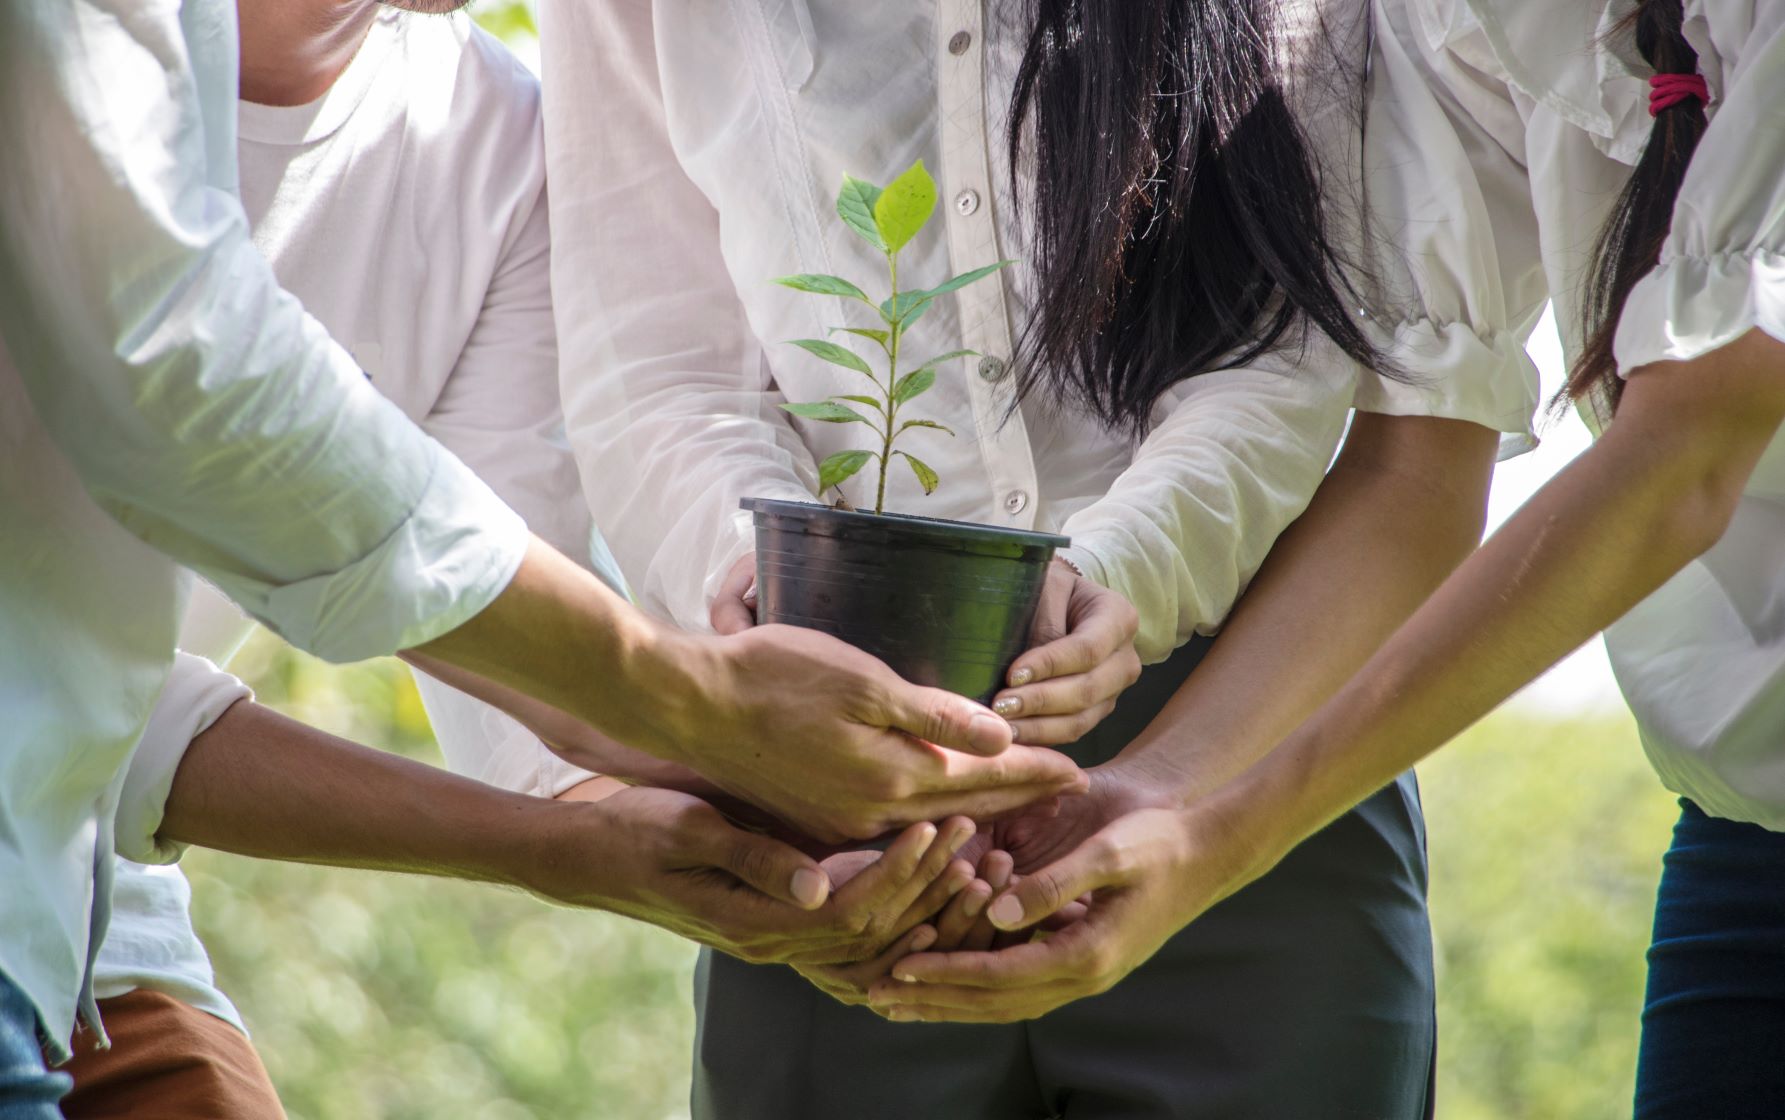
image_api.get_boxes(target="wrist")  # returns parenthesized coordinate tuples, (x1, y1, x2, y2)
(506, 796, 626, 909)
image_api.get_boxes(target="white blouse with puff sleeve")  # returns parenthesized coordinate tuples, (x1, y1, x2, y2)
(1381, 0, 1785, 827)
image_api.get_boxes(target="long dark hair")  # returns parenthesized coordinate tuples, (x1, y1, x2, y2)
(1569, 0, 1708, 412)
(1007, 0, 1386, 437)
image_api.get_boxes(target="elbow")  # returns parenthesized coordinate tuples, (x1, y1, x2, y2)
(1658, 460, 1745, 562)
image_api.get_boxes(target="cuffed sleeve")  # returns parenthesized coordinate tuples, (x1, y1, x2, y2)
(1616, 17, 1785, 374)
(0, 0, 528, 664)
(115, 653, 251, 865)
(1059, 349, 1356, 662)
(1357, 0, 1549, 451)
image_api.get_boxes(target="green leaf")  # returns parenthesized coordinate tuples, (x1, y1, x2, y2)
(921, 260, 1014, 300)
(873, 160, 938, 254)
(819, 449, 874, 492)
(837, 394, 886, 414)
(780, 401, 871, 425)
(892, 366, 936, 404)
(787, 338, 874, 378)
(913, 349, 978, 371)
(897, 451, 940, 495)
(773, 274, 872, 303)
(836, 176, 886, 251)
(897, 418, 955, 437)
(878, 290, 933, 328)
(829, 326, 890, 348)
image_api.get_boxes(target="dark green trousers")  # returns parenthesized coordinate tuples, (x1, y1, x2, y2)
(692, 639, 1436, 1119)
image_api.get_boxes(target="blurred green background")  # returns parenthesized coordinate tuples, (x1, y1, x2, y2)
(177, 5, 1677, 1117)
(187, 635, 1675, 1120)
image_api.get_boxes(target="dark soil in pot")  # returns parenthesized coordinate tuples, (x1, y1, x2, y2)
(742, 497, 1068, 705)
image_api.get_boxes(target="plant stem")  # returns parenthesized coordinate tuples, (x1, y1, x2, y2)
(876, 249, 901, 515)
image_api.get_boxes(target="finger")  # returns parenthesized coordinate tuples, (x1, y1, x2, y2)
(873, 982, 1082, 1024)
(994, 649, 1137, 720)
(896, 777, 1088, 830)
(1002, 702, 1116, 748)
(829, 821, 937, 914)
(1022, 563, 1074, 653)
(709, 555, 758, 636)
(701, 819, 834, 910)
(928, 745, 1086, 795)
(1006, 581, 1137, 688)
(931, 879, 993, 950)
(875, 681, 1013, 757)
(790, 921, 939, 983)
(878, 818, 978, 919)
(958, 851, 1015, 951)
(884, 917, 1103, 988)
(984, 836, 1119, 931)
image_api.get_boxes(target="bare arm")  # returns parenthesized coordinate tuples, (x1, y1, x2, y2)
(1200, 329, 1785, 895)
(1108, 412, 1499, 800)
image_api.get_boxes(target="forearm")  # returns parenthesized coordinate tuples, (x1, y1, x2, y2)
(1111, 414, 1498, 801)
(403, 645, 712, 788)
(158, 698, 590, 895)
(1213, 336, 1785, 879)
(410, 537, 714, 765)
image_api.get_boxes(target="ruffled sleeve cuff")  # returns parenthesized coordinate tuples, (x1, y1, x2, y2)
(115, 653, 253, 865)
(1355, 318, 1543, 460)
(1615, 250, 1785, 376)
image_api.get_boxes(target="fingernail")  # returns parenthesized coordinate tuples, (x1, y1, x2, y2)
(963, 889, 988, 918)
(910, 927, 937, 952)
(988, 894, 1025, 929)
(894, 970, 917, 983)
(993, 696, 1021, 717)
(790, 867, 828, 908)
(948, 825, 973, 856)
(887, 1008, 916, 1022)
(1009, 666, 1034, 687)
(743, 580, 758, 603)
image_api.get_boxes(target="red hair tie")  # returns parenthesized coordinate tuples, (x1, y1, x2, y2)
(1649, 73, 1710, 116)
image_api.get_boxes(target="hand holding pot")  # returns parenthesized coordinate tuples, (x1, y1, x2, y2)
(990, 560, 1142, 745)
(669, 619, 1087, 843)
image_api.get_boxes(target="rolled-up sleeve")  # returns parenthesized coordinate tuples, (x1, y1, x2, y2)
(1355, 0, 1549, 453)
(115, 653, 251, 865)
(0, 0, 527, 664)
(1615, 14, 1785, 374)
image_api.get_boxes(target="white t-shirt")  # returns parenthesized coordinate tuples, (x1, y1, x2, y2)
(93, 9, 621, 1033)
(1376, 0, 1785, 826)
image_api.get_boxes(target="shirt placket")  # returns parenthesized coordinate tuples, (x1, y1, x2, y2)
(935, 0, 1039, 529)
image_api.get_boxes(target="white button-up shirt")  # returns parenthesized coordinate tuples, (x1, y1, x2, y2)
(0, 1, 529, 1053)
(1384, 0, 1785, 825)
(540, 1, 1541, 664)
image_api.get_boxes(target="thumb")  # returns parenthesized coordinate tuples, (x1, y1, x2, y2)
(986, 840, 1115, 931)
(713, 828, 832, 910)
(881, 681, 1013, 758)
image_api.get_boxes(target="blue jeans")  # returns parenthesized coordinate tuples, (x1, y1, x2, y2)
(1636, 799, 1785, 1119)
(0, 974, 68, 1119)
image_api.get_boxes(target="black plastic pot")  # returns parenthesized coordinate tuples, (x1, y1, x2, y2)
(742, 497, 1069, 704)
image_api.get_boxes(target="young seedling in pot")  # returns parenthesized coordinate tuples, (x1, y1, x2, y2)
(774, 159, 1011, 515)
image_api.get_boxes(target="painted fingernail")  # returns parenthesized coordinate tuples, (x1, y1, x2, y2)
(1009, 667, 1034, 687)
(988, 894, 1025, 929)
(993, 696, 1021, 716)
(790, 867, 828, 908)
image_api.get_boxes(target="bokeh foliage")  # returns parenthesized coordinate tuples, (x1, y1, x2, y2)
(186, 637, 1673, 1119)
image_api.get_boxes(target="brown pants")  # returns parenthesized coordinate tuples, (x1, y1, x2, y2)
(59, 990, 285, 1119)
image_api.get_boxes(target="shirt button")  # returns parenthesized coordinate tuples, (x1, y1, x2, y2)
(948, 30, 972, 55)
(1003, 489, 1029, 515)
(955, 189, 981, 216)
(977, 355, 1007, 382)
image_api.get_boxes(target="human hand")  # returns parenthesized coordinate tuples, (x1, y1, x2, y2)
(551, 787, 988, 965)
(670, 622, 1087, 843)
(709, 553, 759, 636)
(863, 768, 1233, 1023)
(990, 560, 1141, 745)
